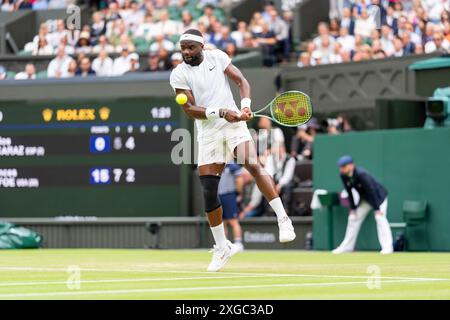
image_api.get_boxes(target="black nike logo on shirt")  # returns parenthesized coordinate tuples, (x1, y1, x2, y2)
(209, 66, 216, 71)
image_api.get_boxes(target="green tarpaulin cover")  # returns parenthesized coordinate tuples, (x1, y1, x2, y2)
(0, 221, 43, 249)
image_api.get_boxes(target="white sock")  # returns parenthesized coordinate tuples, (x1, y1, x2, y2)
(210, 223, 227, 249)
(269, 197, 288, 220)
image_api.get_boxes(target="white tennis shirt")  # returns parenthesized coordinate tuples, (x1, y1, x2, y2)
(169, 49, 240, 140)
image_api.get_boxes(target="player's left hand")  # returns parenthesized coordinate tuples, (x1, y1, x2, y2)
(240, 107, 253, 121)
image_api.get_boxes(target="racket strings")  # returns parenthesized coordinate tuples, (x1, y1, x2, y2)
(271, 92, 312, 126)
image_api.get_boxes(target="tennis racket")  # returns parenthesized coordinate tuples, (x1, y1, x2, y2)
(251, 90, 313, 127)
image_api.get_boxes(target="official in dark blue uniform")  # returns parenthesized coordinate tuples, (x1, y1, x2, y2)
(333, 155, 393, 254)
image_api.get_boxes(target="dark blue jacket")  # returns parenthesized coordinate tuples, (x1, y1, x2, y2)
(340, 167, 387, 210)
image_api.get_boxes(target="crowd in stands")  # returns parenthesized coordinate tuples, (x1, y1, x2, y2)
(298, 0, 450, 67)
(0, 0, 296, 79)
(0, 0, 70, 11)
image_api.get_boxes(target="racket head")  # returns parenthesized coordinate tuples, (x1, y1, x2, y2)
(269, 91, 313, 127)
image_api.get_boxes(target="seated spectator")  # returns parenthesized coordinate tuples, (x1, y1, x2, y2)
(240, 143, 296, 219)
(0, 65, 6, 80)
(135, 14, 158, 41)
(66, 59, 78, 78)
(32, 23, 52, 49)
(355, 9, 376, 39)
(32, 36, 54, 55)
(198, 4, 216, 29)
(254, 22, 277, 67)
(231, 21, 248, 48)
(1, 0, 14, 12)
(268, 8, 289, 63)
(92, 35, 115, 54)
(380, 25, 395, 55)
(145, 51, 164, 72)
(50, 20, 68, 49)
(329, 42, 343, 64)
(47, 45, 73, 78)
(170, 52, 183, 69)
(290, 118, 320, 160)
(150, 34, 175, 52)
(91, 11, 106, 43)
(123, 0, 145, 33)
(92, 50, 114, 77)
(385, 5, 398, 34)
(340, 7, 355, 35)
(216, 26, 236, 51)
(125, 53, 140, 74)
(392, 36, 405, 56)
(315, 35, 333, 64)
(313, 22, 335, 48)
(225, 42, 237, 58)
(15, 63, 36, 80)
(249, 12, 264, 35)
(155, 10, 181, 36)
(76, 31, 93, 54)
(329, 18, 340, 38)
(112, 47, 132, 76)
(180, 10, 198, 33)
(157, 48, 172, 70)
(297, 52, 311, 68)
(255, 117, 285, 158)
(425, 29, 450, 53)
(242, 31, 257, 48)
(17, 0, 33, 10)
(115, 33, 136, 53)
(337, 26, 356, 52)
(76, 57, 96, 77)
(401, 31, 416, 55)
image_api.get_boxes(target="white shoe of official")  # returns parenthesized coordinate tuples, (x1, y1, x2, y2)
(332, 246, 353, 254)
(278, 216, 296, 243)
(207, 240, 236, 272)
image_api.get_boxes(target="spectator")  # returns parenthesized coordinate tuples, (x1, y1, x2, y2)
(66, 59, 78, 78)
(385, 5, 399, 34)
(91, 11, 106, 42)
(249, 12, 264, 34)
(297, 52, 311, 68)
(380, 25, 395, 55)
(115, 33, 136, 53)
(32, 36, 54, 55)
(255, 117, 285, 158)
(401, 31, 416, 55)
(216, 26, 236, 51)
(315, 35, 333, 64)
(224, 42, 237, 58)
(1, 0, 14, 12)
(47, 45, 73, 78)
(337, 26, 355, 52)
(170, 52, 183, 69)
(145, 51, 163, 72)
(425, 29, 450, 53)
(92, 50, 114, 77)
(15, 63, 36, 80)
(126, 53, 140, 74)
(340, 6, 355, 35)
(76, 31, 92, 54)
(198, 4, 216, 29)
(157, 48, 172, 70)
(329, 42, 343, 64)
(49, 20, 68, 49)
(267, 8, 289, 63)
(254, 22, 277, 67)
(17, 0, 33, 10)
(329, 18, 340, 38)
(355, 9, 376, 39)
(112, 47, 132, 76)
(231, 21, 248, 48)
(124, 0, 145, 33)
(290, 118, 319, 160)
(392, 36, 404, 56)
(76, 57, 96, 77)
(180, 10, 198, 33)
(92, 35, 115, 54)
(0, 65, 6, 80)
(242, 31, 256, 48)
(313, 22, 335, 48)
(135, 14, 158, 41)
(155, 10, 181, 36)
(150, 34, 175, 52)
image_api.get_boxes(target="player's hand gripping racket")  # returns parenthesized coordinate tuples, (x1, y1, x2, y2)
(250, 91, 313, 127)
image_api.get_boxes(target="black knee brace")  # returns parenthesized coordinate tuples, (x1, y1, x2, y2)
(199, 175, 221, 213)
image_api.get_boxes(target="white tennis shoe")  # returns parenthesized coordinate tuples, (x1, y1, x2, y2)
(278, 216, 296, 243)
(207, 240, 236, 272)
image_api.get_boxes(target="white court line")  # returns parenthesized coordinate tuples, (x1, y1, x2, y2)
(0, 279, 443, 299)
(0, 275, 274, 287)
(0, 266, 447, 282)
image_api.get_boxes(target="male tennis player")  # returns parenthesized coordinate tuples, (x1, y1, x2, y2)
(170, 29, 296, 272)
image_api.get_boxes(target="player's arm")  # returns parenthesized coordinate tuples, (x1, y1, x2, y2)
(175, 88, 241, 122)
(224, 63, 252, 120)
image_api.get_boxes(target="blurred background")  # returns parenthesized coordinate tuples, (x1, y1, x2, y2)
(0, 0, 449, 252)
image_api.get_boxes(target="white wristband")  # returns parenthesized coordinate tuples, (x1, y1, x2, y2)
(241, 98, 251, 110)
(205, 108, 220, 120)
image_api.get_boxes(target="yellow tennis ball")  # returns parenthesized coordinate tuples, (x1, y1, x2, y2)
(175, 93, 188, 105)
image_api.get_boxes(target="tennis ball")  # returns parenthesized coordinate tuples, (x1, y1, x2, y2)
(175, 93, 188, 105)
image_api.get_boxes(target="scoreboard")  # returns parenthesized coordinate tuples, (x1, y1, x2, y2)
(0, 97, 189, 218)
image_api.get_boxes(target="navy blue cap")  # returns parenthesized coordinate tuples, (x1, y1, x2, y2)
(337, 155, 353, 167)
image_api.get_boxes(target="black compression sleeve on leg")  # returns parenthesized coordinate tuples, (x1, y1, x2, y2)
(199, 175, 221, 213)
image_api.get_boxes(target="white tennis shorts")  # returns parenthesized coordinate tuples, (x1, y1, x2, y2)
(197, 121, 253, 166)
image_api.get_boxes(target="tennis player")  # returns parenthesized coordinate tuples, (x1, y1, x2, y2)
(170, 29, 296, 272)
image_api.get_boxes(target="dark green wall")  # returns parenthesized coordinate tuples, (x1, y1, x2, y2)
(313, 127, 450, 251)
